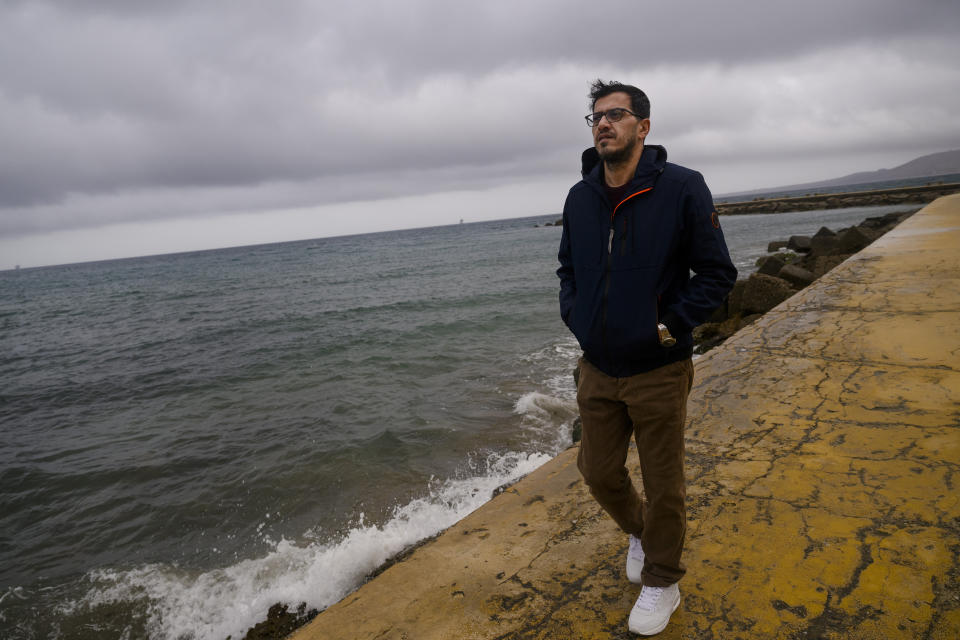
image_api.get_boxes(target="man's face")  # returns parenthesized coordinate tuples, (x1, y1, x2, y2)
(592, 92, 650, 164)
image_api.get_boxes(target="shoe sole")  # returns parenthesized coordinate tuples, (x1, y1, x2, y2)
(628, 590, 681, 636)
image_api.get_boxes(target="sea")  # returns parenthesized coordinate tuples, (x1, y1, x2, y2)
(0, 202, 919, 639)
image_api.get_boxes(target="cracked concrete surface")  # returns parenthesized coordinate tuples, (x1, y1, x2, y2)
(289, 195, 960, 639)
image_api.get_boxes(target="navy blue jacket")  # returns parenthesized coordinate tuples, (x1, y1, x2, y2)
(557, 144, 737, 377)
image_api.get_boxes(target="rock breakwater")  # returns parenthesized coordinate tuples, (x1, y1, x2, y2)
(694, 208, 920, 352)
(715, 182, 958, 215)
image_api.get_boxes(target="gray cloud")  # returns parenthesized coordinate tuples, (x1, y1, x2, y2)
(2, 0, 960, 240)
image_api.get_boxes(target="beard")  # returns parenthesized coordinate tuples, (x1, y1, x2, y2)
(596, 134, 638, 166)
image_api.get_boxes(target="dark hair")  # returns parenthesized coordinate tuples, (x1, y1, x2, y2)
(589, 79, 650, 119)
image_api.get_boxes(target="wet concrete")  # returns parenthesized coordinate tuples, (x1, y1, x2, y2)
(289, 195, 960, 639)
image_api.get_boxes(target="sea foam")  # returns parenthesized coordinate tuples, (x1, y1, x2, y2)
(68, 448, 555, 640)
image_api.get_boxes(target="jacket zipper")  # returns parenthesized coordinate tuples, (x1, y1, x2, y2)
(601, 227, 614, 345)
(599, 187, 654, 348)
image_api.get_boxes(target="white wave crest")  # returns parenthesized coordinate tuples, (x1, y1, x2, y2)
(514, 391, 577, 422)
(70, 449, 553, 640)
(518, 337, 580, 398)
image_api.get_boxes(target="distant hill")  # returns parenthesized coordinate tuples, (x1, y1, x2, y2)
(785, 149, 960, 190)
(719, 149, 960, 202)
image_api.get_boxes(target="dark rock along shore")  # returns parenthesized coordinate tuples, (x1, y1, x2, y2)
(693, 208, 920, 353)
(714, 181, 958, 215)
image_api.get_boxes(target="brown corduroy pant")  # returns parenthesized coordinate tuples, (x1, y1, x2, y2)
(575, 356, 694, 588)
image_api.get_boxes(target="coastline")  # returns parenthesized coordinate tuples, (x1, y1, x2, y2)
(240, 198, 945, 639)
(715, 181, 959, 215)
(284, 193, 960, 639)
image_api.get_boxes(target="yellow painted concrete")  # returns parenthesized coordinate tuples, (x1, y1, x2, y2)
(290, 195, 960, 639)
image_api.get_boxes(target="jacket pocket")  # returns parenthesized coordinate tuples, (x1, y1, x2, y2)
(602, 267, 660, 352)
(570, 265, 605, 352)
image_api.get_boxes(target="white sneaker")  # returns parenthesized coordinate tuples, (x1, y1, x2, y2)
(626, 534, 645, 584)
(628, 583, 680, 636)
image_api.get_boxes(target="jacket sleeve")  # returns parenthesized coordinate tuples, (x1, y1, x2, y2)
(556, 196, 576, 329)
(661, 172, 737, 334)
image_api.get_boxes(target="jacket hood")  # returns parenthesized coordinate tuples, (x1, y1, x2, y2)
(581, 144, 668, 182)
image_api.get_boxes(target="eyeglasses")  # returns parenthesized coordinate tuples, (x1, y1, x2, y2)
(585, 108, 641, 127)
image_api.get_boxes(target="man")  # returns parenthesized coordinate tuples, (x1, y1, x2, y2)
(557, 80, 736, 635)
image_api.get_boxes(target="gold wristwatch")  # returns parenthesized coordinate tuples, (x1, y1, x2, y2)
(657, 322, 676, 347)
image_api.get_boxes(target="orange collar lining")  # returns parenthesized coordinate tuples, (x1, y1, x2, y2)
(611, 187, 653, 220)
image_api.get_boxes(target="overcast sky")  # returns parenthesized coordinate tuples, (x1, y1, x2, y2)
(2, 0, 959, 268)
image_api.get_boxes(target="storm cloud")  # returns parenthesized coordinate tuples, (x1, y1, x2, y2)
(2, 0, 959, 264)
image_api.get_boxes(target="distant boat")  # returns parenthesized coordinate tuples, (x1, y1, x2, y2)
(459, 219, 464, 224)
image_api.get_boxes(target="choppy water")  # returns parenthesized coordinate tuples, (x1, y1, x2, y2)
(0, 203, 917, 639)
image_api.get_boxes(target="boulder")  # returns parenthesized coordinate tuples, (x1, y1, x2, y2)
(778, 264, 816, 288)
(809, 234, 840, 256)
(242, 603, 319, 640)
(717, 314, 746, 337)
(727, 279, 747, 316)
(707, 297, 729, 323)
(693, 322, 722, 342)
(809, 227, 838, 254)
(757, 254, 785, 276)
(807, 254, 850, 279)
(835, 226, 877, 254)
(787, 235, 812, 252)
(767, 240, 788, 252)
(860, 224, 881, 239)
(860, 216, 887, 230)
(861, 212, 905, 230)
(742, 273, 794, 314)
(693, 314, 747, 354)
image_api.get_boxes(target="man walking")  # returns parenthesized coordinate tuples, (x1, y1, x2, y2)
(557, 80, 736, 635)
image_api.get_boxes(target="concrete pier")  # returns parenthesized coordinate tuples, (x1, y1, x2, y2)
(290, 195, 960, 639)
